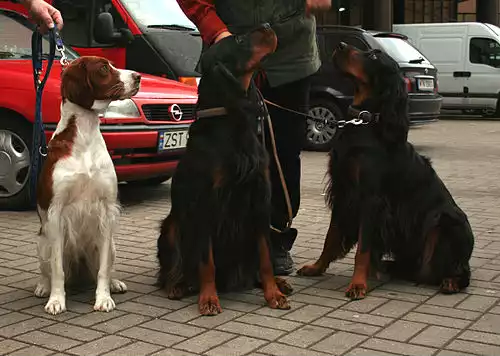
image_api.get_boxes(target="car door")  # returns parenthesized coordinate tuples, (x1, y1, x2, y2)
(465, 36, 500, 111)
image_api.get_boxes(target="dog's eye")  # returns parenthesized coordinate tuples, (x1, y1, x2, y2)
(100, 65, 110, 75)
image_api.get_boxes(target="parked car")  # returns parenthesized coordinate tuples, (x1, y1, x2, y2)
(307, 25, 442, 151)
(0, 9, 197, 210)
(0, 0, 202, 86)
(393, 22, 500, 117)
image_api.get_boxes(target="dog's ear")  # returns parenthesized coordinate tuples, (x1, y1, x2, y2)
(61, 59, 94, 110)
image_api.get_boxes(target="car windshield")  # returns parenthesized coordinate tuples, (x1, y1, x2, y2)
(120, 0, 198, 31)
(375, 36, 431, 64)
(0, 11, 79, 60)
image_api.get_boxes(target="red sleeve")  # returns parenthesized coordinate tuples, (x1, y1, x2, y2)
(177, 0, 228, 44)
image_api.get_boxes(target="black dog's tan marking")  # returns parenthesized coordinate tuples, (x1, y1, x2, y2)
(298, 42, 474, 299)
(156, 25, 292, 315)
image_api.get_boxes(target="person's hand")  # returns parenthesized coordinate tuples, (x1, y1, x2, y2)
(21, 0, 63, 33)
(306, 0, 332, 11)
(214, 31, 232, 44)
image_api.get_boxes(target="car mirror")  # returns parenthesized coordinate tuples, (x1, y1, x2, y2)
(94, 12, 134, 46)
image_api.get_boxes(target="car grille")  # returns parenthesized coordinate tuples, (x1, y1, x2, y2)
(142, 104, 196, 122)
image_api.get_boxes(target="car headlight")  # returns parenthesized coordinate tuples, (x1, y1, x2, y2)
(102, 99, 140, 118)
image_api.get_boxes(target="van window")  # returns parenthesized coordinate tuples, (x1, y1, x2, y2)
(52, 0, 91, 47)
(469, 38, 500, 68)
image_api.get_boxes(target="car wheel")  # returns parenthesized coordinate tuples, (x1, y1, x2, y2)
(305, 98, 342, 151)
(0, 114, 32, 211)
(126, 175, 171, 186)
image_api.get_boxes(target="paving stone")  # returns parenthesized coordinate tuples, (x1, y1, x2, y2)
(376, 320, 427, 342)
(361, 338, 436, 356)
(290, 293, 347, 309)
(0, 317, 54, 338)
(117, 301, 171, 318)
(91, 313, 151, 333)
(410, 325, 461, 347)
(259, 342, 330, 356)
(459, 330, 500, 346)
(471, 313, 500, 333)
(415, 304, 481, 320)
(162, 304, 201, 323)
(341, 296, 388, 313)
(457, 295, 498, 312)
(347, 348, 398, 356)
(446, 339, 500, 355)
(0, 312, 32, 328)
(7, 345, 54, 356)
(205, 336, 267, 356)
(283, 305, 332, 323)
(67, 310, 126, 327)
(133, 294, 190, 310)
(371, 300, 418, 318)
(141, 319, 205, 338)
(189, 309, 243, 328)
(327, 310, 393, 327)
(403, 312, 472, 329)
(102, 341, 163, 356)
(278, 325, 334, 348)
(150, 349, 199, 356)
(15, 331, 82, 351)
(235, 314, 302, 331)
(174, 330, 235, 354)
(44, 323, 105, 342)
(216, 321, 285, 341)
(119, 326, 185, 347)
(312, 317, 381, 336)
(66, 335, 131, 356)
(0, 340, 28, 355)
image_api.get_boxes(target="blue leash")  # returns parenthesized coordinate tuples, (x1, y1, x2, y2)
(29, 26, 66, 208)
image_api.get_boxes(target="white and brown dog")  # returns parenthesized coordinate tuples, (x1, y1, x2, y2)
(35, 56, 141, 315)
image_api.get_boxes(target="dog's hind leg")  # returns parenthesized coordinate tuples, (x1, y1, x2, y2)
(198, 239, 222, 316)
(259, 235, 290, 310)
(297, 218, 347, 276)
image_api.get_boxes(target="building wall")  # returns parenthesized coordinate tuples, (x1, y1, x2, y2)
(458, 0, 500, 23)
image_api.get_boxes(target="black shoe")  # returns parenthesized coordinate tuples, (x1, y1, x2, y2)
(271, 228, 297, 276)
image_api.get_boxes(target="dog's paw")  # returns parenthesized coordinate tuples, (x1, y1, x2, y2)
(265, 287, 291, 310)
(275, 277, 294, 296)
(198, 293, 222, 316)
(44, 295, 66, 315)
(345, 283, 367, 300)
(94, 294, 116, 312)
(34, 280, 50, 298)
(440, 277, 461, 294)
(110, 279, 127, 294)
(297, 263, 325, 277)
(168, 284, 186, 300)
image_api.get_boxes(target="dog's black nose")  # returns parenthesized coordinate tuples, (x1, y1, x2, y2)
(338, 42, 348, 50)
(132, 72, 141, 83)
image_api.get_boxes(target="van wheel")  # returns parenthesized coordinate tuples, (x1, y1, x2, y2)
(305, 98, 342, 151)
(126, 175, 171, 186)
(0, 114, 33, 211)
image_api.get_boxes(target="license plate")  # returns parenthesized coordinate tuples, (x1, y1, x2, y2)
(418, 79, 434, 91)
(158, 129, 189, 151)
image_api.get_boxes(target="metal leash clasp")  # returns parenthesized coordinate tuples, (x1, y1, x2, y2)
(53, 28, 69, 68)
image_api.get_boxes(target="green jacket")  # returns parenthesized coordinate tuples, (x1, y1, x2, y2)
(215, 0, 321, 87)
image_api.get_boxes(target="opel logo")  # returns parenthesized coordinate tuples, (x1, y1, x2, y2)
(168, 104, 183, 121)
(424, 68, 428, 74)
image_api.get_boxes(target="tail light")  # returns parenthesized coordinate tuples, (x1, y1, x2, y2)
(434, 79, 439, 94)
(404, 77, 412, 93)
(179, 77, 200, 87)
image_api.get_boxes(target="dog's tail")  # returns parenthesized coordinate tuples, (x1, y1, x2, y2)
(156, 215, 183, 291)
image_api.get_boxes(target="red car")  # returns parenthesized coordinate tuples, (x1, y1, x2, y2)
(0, 9, 197, 210)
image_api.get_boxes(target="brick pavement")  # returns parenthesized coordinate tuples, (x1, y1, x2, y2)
(0, 119, 499, 356)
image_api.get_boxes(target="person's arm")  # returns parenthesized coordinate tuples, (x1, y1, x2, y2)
(176, 0, 230, 44)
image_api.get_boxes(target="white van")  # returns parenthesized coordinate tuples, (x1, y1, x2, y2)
(393, 22, 500, 116)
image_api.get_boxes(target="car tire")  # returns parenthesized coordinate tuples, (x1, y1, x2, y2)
(305, 98, 343, 151)
(0, 114, 33, 211)
(126, 175, 171, 186)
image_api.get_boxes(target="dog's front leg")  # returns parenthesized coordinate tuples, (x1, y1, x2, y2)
(346, 228, 370, 300)
(94, 231, 116, 312)
(259, 235, 290, 310)
(44, 221, 66, 315)
(198, 239, 222, 316)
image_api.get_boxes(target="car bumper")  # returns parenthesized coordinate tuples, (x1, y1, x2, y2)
(408, 94, 442, 124)
(44, 123, 190, 182)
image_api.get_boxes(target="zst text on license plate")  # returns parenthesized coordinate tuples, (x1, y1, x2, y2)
(158, 130, 189, 151)
(418, 79, 434, 90)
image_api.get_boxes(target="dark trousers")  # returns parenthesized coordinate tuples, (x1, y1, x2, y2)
(260, 75, 312, 248)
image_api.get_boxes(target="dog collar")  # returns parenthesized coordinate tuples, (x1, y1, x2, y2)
(346, 106, 380, 125)
(196, 107, 228, 119)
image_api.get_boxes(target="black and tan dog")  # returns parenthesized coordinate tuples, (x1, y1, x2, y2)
(298, 42, 474, 299)
(156, 25, 292, 315)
